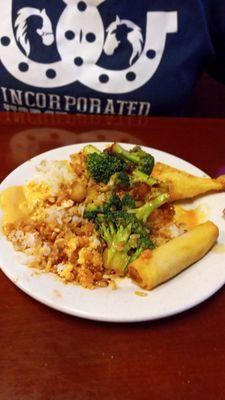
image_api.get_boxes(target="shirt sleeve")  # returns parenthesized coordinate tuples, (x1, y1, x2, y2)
(203, 0, 225, 84)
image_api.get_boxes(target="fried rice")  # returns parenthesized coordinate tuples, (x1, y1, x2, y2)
(2, 150, 186, 289)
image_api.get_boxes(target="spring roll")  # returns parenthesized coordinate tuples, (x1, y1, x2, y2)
(128, 221, 219, 290)
(152, 162, 225, 201)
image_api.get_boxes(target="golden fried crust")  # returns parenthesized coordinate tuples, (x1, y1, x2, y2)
(128, 221, 219, 290)
(152, 162, 225, 201)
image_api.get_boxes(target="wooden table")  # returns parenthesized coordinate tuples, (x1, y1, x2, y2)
(0, 113, 225, 400)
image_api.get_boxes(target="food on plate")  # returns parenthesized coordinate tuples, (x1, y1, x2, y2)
(129, 221, 219, 289)
(152, 162, 225, 201)
(0, 143, 223, 290)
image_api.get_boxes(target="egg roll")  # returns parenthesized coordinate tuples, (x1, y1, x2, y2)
(152, 162, 225, 201)
(128, 221, 219, 290)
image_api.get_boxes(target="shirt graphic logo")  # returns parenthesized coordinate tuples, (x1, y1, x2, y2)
(0, 0, 178, 93)
(15, 7, 55, 57)
(103, 15, 143, 66)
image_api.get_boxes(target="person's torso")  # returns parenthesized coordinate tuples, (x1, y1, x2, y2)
(0, 0, 213, 116)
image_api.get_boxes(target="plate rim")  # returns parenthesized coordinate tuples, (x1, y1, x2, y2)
(0, 142, 224, 323)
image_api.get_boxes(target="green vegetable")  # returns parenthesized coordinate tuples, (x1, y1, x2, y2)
(84, 143, 155, 184)
(82, 144, 101, 155)
(108, 169, 156, 190)
(83, 203, 103, 220)
(83, 192, 169, 274)
(107, 171, 131, 190)
(128, 193, 169, 223)
(131, 169, 156, 187)
(102, 192, 136, 212)
(82, 145, 169, 275)
(86, 209, 154, 275)
(121, 193, 136, 209)
(103, 192, 123, 212)
(100, 222, 132, 275)
(110, 143, 155, 175)
(83, 192, 124, 220)
(85, 152, 126, 184)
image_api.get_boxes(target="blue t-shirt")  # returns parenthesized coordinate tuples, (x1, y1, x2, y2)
(0, 0, 224, 116)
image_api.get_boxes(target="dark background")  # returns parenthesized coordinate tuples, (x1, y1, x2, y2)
(188, 73, 225, 117)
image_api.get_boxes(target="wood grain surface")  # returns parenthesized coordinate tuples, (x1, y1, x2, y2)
(0, 113, 224, 400)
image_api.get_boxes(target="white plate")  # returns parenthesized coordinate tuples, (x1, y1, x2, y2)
(0, 143, 224, 323)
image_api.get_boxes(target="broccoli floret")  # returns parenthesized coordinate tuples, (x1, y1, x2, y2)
(110, 143, 155, 175)
(82, 144, 101, 155)
(128, 193, 169, 223)
(83, 190, 159, 274)
(115, 171, 130, 189)
(111, 210, 151, 239)
(129, 235, 154, 264)
(131, 169, 156, 187)
(108, 169, 156, 190)
(83, 209, 98, 220)
(103, 192, 122, 212)
(84, 143, 155, 183)
(83, 192, 134, 221)
(121, 193, 136, 209)
(100, 222, 132, 275)
(107, 171, 131, 190)
(85, 152, 126, 184)
(83, 203, 103, 220)
(92, 210, 154, 274)
(103, 192, 136, 212)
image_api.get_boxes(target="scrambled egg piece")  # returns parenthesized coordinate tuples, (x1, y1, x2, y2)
(0, 186, 31, 225)
(0, 160, 76, 226)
